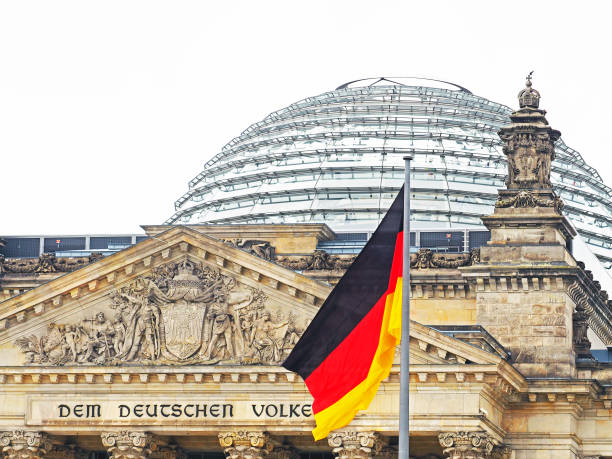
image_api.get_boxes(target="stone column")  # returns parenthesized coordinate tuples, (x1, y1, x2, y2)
(218, 431, 272, 459)
(0, 431, 52, 459)
(101, 431, 159, 459)
(438, 432, 494, 459)
(327, 431, 382, 459)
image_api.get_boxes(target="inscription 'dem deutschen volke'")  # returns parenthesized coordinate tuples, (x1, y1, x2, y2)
(56, 402, 313, 419)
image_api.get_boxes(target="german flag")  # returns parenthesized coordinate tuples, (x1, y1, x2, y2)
(282, 187, 404, 440)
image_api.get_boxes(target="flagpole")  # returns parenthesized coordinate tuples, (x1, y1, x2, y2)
(399, 156, 412, 459)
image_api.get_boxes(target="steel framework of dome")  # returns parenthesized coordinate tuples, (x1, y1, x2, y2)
(167, 77, 612, 270)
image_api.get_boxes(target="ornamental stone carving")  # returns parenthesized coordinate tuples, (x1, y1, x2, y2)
(328, 431, 383, 459)
(276, 251, 355, 271)
(0, 431, 52, 459)
(494, 190, 563, 212)
(498, 73, 560, 191)
(15, 258, 306, 366)
(101, 431, 158, 459)
(218, 431, 272, 459)
(409, 248, 480, 270)
(438, 432, 494, 459)
(0, 253, 104, 274)
(222, 239, 276, 261)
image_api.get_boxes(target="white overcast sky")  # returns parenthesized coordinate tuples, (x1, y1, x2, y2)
(1, 0, 611, 235)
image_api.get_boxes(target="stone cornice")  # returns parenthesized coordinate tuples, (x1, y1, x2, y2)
(141, 224, 336, 242)
(0, 366, 304, 385)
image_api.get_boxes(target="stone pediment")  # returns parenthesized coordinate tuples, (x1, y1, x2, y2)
(408, 321, 508, 366)
(0, 226, 331, 367)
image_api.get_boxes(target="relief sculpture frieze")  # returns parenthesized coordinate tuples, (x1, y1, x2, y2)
(15, 258, 307, 366)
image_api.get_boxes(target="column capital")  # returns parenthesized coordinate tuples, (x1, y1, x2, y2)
(328, 431, 383, 459)
(101, 431, 159, 459)
(0, 431, 52, 459)
(438, 431, 495, 459)
(218, 431, 272, 459)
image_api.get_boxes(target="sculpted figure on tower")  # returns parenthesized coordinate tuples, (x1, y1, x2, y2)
(498, 72, 560, 191)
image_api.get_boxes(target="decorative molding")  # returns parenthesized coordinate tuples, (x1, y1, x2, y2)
(495, 190, 564, 213)
(327, 431, 383, 459)
(218, 431, 272, 459)
(410, 248, 480, 270)
(438, 431, 494, 459)
(101, 431, 159, 459)
(0, 431, 52, 459)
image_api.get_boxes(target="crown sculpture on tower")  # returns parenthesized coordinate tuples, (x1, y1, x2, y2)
(494, 71, 564, 211)
(468, 73, 586, 377)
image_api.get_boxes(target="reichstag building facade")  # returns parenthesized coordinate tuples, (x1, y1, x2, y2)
(1, 77, 612, 458)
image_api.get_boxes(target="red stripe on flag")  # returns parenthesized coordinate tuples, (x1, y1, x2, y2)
(304, 232, 403, 414)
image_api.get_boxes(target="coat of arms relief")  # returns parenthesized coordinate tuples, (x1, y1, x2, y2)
(15, 258, 307, 366)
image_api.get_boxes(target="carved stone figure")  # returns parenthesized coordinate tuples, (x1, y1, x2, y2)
(34, 253, 57, 273)
(202, 289, 235, 361)
(223, 239, 276, 261)
(249, 311, 289, 363)
(1, 254, 96, 274)
(15, 258, 306, 366)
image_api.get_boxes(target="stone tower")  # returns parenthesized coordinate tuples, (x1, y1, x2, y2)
(462, 74, 583, 377)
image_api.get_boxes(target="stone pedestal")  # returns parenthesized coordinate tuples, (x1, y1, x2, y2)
(218, 431, 272, 459)
(101, 431, 158, 459)
(0, 431, 52, 459)
(328, 432, 382, 459)
(438, 432, 494, 459)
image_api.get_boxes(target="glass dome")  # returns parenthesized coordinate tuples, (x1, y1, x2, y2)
(167, 78, 612, 270)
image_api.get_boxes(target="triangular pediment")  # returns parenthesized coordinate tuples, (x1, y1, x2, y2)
(0, 226, 331, 367)
(408, 321, 506, 366)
